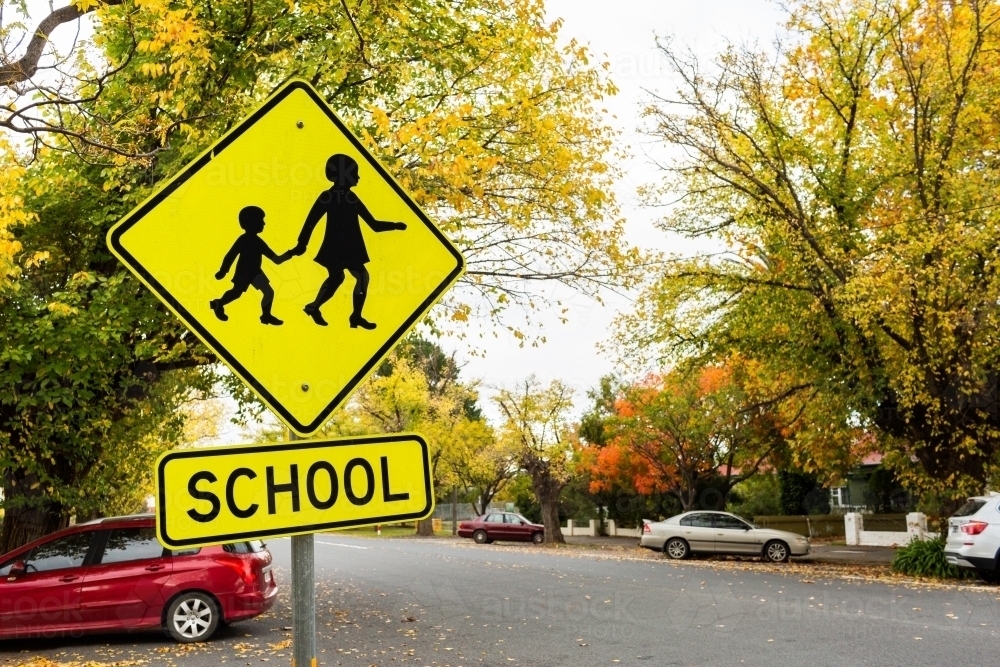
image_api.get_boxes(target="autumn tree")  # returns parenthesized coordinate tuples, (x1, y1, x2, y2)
(321, 336, 484, 535)
(494, 376, 574, 544)
(581, 364, 787, 512)
(619, 0, 1000, 504)
(0, 0, 638, 550)
(445, 420, 519, 516)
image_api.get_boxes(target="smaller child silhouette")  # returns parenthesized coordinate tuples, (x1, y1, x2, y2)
(210, 206, 289, 325)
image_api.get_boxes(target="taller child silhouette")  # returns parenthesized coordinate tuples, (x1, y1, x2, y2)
(289, 154, 406, 329)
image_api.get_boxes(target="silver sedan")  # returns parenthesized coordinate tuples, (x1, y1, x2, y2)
(639, 511, 811, 562)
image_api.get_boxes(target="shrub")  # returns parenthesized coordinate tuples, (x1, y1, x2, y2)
(891, 536, 969, 579)
(727, 474, 782, 519)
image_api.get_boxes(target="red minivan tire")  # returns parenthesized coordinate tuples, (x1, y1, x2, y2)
(164, 591, 221, 642)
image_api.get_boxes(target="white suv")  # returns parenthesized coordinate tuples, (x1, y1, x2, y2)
(944, 493, 1000, 583)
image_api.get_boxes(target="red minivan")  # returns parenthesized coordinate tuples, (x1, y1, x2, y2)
(0, 514, 277, 642)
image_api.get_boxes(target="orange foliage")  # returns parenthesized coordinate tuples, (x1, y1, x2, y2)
(581, 360, 789, 509)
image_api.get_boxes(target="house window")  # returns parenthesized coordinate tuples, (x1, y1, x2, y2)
(830, 486, 850, 507)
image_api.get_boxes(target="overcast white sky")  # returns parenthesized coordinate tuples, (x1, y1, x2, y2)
(459, 0, 784, 422)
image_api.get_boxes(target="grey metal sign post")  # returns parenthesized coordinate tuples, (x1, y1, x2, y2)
(288, 431, 316, 667)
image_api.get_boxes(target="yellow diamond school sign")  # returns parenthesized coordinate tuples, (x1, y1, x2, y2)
(108, 81, 464, 436)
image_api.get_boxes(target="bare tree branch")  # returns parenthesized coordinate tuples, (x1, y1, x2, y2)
(0, 0, 125, 87)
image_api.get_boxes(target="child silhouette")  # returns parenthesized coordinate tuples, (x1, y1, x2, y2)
(210, 205, 289, 325)
(287, 154, 406, 329)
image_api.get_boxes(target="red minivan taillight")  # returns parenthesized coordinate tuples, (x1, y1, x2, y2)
(215, 554, 256, 587)
(961, 521, 988, 535)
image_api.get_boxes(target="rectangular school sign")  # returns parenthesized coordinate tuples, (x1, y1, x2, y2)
(155, 434, 433, 548)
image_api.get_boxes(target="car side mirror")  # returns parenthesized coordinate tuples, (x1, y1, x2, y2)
(8, 560, 26, 577)
(520, 521, 527, 525)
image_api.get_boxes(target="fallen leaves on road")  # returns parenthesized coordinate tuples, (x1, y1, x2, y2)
(11, 659, 146, 667)
(449, 539, 999, 591)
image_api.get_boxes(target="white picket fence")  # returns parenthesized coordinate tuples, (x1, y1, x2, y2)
(560, 519, 642, 538)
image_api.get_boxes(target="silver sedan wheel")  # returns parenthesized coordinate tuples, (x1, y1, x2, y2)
(665, 538, 689, 559)
(764, 540, 789, 563)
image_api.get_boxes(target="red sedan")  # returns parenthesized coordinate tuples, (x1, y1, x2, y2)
(458, 512, 545, 544)
(0, 514, 277, 642)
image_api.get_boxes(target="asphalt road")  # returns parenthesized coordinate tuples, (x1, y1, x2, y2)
(4, 536, 999, 667)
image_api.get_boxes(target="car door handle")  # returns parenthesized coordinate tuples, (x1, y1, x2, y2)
(59, 575, 79, 582)
(145, 564, 164, 572)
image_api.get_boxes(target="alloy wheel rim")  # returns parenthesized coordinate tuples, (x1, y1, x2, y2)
(173, 598, 212, 639)
(767, 543, 787, 561)
(668, 541, 685, 558)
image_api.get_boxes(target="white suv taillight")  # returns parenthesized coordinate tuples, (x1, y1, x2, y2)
(961, 521, 989, 535)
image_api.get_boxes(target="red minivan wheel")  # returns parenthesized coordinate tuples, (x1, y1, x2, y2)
(164, 592, 220, 642)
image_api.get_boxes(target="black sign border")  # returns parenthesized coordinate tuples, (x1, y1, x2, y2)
(156, 434, 433, 548)
(109, 81, 465, 435)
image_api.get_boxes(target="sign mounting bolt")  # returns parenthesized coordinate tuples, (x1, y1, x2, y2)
(301, 383, 310, 392)
(296, 121, 304, 129)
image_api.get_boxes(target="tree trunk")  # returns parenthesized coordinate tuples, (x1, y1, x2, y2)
(538, 491, 564, 543)
(527, 469, 565, 544)
(476, 491, 493, 516)
(414, 518, 435, 536)
(676, 485, 697, 512)
(0, 471, 68, 554)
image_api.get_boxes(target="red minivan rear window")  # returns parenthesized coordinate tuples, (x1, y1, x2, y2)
(223, 540, 265, 554)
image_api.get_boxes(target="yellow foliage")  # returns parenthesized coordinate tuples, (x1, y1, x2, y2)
(0, 136, 35, 289)
(321, 355, 478, 489)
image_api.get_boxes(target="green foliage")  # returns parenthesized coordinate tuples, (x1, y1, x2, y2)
(728, 474, 782, 519)
(864, 466, 908, 514)
(778, 470, 830, 516)
(578, 375, 617, 447)
(891, 537, 969, 580)
(0, 164, 216, 540)
(557, 475, 600, 524)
